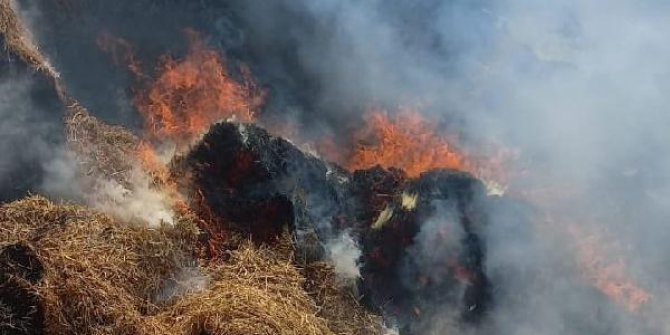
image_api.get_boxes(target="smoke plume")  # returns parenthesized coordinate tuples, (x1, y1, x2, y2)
(325, 231, 362, 281)
(9, 0, 670, 333)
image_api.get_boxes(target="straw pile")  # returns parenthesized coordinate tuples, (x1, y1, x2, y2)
(0, 196, 383, 335)
(304, 262, 384, 335)
(64, 104, 143, 186)
(156, 240, 334, 335)
(0, 196, 197, 334)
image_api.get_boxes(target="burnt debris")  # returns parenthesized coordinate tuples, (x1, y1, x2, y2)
(176, 122, 495, 332)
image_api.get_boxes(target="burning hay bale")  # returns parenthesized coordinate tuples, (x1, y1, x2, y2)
(357, 169, 492, 332)
(177, 121, 494, 330)
(172, 122, 351, 261)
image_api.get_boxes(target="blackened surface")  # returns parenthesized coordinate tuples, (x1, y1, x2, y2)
(0, 244, 43, 284)
(181, 122, 350, 260)
(359, 170, 492, 333)
(181, 122, 494, 331)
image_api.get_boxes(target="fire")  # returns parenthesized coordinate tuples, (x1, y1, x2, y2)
(134, 29, 263, 146)
(98, 29, 267, 257)
(568, 224, 651, 312)
(345, 109, 469, 178)
(523, 187, 652, 313)
(99, 28, 651, 316)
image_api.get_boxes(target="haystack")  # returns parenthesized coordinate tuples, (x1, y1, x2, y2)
(0, 197, 384, 335)
(0, 196, 197, 334)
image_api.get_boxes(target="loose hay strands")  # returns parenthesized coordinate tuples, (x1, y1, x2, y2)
(0, 197, 385, 335)
(303, 262, 384, 335)
(0, 196, 197, 335)
(156, 240, 334, 335)
(64, 104, 142, 186)
(0, 0, 51, 74)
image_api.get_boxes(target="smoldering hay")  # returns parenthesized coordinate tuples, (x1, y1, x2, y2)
(0, 2, 384, 335)
(1, 0, 670, 335)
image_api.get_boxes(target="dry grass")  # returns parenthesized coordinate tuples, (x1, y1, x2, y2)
(0, 196, 198, 334)
(304, 262, 384, 335)
(156, 241, 334, 335)
(0, 197, 382, 335)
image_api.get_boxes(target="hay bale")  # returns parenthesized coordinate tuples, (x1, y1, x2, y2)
(303, 262, 384, 335)
(0, 196, 197, 335)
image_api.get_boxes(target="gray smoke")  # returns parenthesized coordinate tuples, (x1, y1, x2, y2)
(12, 0, 670, 333)
(229, 1, 670, 333)
(0, 59, 64, 203)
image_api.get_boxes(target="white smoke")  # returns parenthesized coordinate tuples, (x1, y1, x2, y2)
(325, 230, 362, 281)
(232, 0, 670, 333)
(42, 152, 176, 227)
(10, 0, 670, 332)
(382, 324, 400, 335)
(0, 72, 62, 203)
(88, 168, 175, 227)
(155, 266, 210, 303)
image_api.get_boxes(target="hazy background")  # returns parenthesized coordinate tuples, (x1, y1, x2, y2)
(8, 0, 670, 333)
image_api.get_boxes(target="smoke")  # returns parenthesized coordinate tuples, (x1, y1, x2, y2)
(325, 230, 362, 281)
(0, 65, 63, 203)
(87, 169, 175, 227)
(225, 1, 670, 333)
(155, 266, 210, 304)
(39, 143, 176, 226)
(9, 0, 670, 333)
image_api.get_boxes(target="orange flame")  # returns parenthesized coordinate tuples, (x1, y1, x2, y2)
(344, 109, 469, 178)
(134, 29, 263, 146)
(134, 142, 173, 186)
(523, 187, 652, 313)
(568, 224, 651, 312)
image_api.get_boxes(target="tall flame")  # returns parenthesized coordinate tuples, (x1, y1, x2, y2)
(134, 29, 263, 146)
(98, 28, 651, 312)
(345, 109, 468, 178)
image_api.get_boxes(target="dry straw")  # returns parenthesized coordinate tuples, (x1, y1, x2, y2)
(0, 3, 383, 333)
(0, 197, 382, 335)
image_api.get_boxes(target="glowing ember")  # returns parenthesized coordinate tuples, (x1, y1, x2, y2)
(134, 29, 263, 146)
(345, 109, 468, 178)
